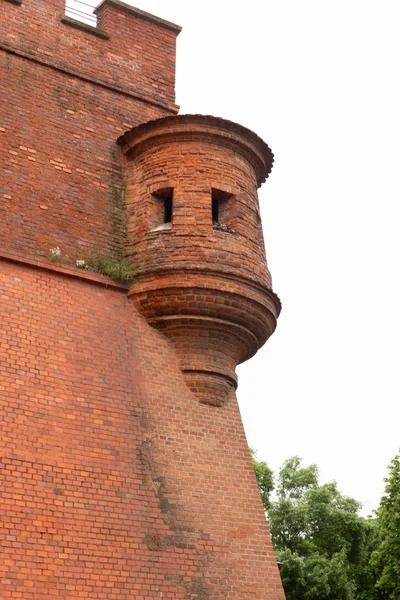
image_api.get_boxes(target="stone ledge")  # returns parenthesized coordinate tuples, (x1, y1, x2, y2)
(0, 248, 129, 291)
(61, 15, 110, 40)
(95, 0, 182, 34)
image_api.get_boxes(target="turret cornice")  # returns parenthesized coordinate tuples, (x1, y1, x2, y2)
(118, 114, 274, 186)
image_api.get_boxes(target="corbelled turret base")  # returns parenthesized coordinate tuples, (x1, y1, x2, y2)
(129, 272, 280, 406)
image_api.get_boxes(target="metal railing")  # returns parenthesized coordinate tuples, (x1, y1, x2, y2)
(65, 0, 97, 25)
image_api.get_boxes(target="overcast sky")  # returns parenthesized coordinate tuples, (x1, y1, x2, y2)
(68, 0, 400, 515)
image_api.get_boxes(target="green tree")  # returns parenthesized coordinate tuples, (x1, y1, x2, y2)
(371, 451, 400, 599)
(276, 547, 356, 600)
(250, 448, 274, 511)
(354, 517, 382, 600)
(252, 454, 374, 600)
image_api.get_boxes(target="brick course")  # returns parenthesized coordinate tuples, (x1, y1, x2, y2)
(0, 1, 285, 598)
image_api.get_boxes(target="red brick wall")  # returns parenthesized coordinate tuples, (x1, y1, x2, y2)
(0, 0, 179, 260)
(0, 0, 285, 597)
(0, 258, 285, 599)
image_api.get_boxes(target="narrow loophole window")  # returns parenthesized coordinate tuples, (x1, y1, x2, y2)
(211, 188, 235, 233)
(212, 196, 219, 223)
(164, 194, 172, 224)
(152, 187, 173, 230)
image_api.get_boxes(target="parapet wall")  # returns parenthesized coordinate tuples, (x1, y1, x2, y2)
(1, 0, 180, 109)
(0, 0, 180, 261)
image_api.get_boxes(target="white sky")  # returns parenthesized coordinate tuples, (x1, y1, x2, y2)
(68, 0, 400, 515)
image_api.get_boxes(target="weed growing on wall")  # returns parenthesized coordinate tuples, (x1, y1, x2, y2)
(49, 247, 61, 262)
(86, 255, 137, 282)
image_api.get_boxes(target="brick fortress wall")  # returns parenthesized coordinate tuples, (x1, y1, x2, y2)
(0, 0, 179, 259)
(0, 1, 286, 598)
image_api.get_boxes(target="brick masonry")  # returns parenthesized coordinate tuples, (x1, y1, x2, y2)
(0, 0, 179, 261)
(119, 115, 281, 406)
(0, 0, 285, 598)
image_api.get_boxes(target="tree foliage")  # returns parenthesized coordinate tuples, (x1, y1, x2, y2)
(276, 547, 356, 600)
(371, 452, 400, 598)
(250, 448, 274, 511)
(251, 453, 388, 600)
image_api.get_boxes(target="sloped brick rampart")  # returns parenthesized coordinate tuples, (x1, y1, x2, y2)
(0, 258, 285, 599)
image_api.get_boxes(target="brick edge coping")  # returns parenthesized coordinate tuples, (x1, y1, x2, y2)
(0, 249, 130, 291)
(2, 0, 181, 35)
(94, 0, 182, 34)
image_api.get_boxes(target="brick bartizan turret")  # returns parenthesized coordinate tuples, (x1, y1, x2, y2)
(118, 115, 281, 406)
